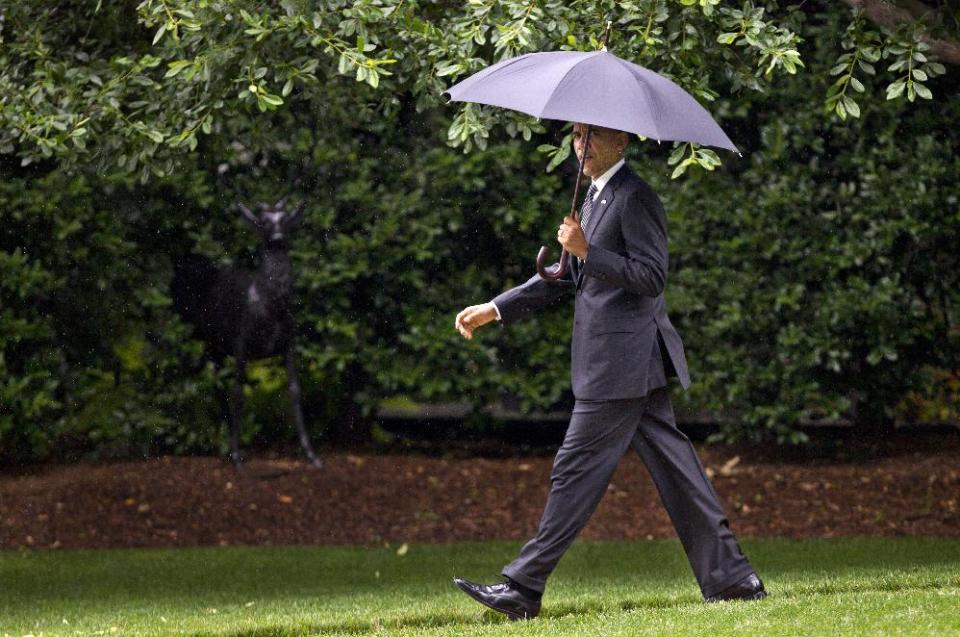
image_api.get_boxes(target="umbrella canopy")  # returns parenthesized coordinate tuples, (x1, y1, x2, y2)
(445, 50, 737, 153)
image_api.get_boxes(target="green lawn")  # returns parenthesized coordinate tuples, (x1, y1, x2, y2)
(2, 538, 958, 636)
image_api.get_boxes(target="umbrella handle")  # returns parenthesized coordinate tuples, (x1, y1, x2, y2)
(536, 246, 569, 279)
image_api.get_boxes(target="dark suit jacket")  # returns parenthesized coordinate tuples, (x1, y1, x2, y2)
(493, 164, 690, 400)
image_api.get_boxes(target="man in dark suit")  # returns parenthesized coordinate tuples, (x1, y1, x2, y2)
(452, 123, 766, 620)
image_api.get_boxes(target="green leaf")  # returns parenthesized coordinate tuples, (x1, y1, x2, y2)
(667, 144, 687, 166)
(152, 23, 167, 45)
(829, 63, 848, 76)
(912, 69, 927, 81)
(164, 60, 192, 79)
(842, 96, 860, 118)
(697, 148, 721, 167)
(435, 63, 461, 77)
(862, 47, 881, 62)
(885, 81, 905, 100)
(914, 83, 932, 100)
(260, 93, 284, 106)
(545, 143, 571, 172)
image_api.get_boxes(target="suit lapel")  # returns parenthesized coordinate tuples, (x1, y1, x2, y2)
(577, 165, 631, 287)
(585, 165, 629, 242)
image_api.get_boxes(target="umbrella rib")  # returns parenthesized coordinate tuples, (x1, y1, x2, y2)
(611, 56, 663, 142)
(611, 56, 737, 151)
(535, 51, 603, 118)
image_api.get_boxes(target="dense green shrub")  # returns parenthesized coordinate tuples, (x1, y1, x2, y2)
(0, 103, 576, 460)
(660, 11, 960, 442)
(1, 4, 957, 461)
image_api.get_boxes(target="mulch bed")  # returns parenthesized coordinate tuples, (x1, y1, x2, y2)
(2, 433, 959, 551)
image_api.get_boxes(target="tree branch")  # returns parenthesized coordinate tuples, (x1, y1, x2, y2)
(840, 0, 960, 64)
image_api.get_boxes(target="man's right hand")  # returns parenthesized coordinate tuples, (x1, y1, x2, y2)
(455, 303, 498, 340)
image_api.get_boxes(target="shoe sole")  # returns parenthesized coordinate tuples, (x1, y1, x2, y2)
(453, 579, 533, 621)
(706, 590, 768, 603)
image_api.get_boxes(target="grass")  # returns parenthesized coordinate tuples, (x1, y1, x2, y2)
(1, 538, 959, 636)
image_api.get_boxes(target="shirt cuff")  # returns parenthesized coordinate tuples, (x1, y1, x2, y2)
(490, 302, 502, 321)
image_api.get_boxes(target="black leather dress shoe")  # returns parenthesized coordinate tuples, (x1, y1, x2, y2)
(453, 577, 541, 620)
(705, 573, 767, 602)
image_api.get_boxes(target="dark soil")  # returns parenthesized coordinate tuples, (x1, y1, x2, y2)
(2, 432, 958, 551)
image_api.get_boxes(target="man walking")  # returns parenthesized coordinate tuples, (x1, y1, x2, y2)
(452, 123, 766, 620)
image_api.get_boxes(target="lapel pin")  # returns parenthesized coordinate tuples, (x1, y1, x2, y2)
(601, 199, 607, 205)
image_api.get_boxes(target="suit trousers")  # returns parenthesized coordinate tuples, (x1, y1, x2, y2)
(501, 387, 755, 598)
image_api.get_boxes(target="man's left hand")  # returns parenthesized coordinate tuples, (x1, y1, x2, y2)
(558, 215, 589, 260)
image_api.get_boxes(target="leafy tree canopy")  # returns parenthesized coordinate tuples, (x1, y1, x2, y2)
(2, 1, 954, 181)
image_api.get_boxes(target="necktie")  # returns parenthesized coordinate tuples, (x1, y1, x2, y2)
(579, 183, 599, 233)
(577, 183, 598, 266)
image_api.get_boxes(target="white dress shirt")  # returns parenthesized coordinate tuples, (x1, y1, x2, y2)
(490, 158, 626, 321)
(589, 158, 625, 202)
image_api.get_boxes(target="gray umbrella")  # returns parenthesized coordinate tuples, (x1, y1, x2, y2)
(445, 36, 737, 279)
(445, 50, 737, 152)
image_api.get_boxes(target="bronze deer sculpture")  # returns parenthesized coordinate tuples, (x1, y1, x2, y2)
(171, 199, 320, 468)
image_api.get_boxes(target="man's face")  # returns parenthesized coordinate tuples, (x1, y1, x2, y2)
(572, 123, 627, 178)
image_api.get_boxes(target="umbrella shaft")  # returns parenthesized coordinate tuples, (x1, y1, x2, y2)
(569, 124, 593, 219)
(538, 123, 593, 282)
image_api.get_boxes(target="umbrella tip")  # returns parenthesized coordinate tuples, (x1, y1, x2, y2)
(599, 19, 613, 51)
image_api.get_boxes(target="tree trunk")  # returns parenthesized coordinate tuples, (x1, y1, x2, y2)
(839, 0, 960, 65)
(851, 393, 897, 443)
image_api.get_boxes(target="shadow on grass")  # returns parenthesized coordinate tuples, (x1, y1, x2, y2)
(217, 577, 960, 637)
(216, 595, 705, 636)
(216, 608, 506, 637)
